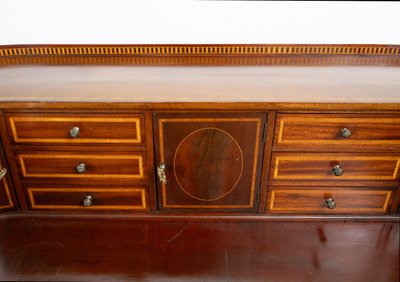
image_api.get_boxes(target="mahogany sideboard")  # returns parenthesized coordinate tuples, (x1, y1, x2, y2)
(0, 44, 399, 220)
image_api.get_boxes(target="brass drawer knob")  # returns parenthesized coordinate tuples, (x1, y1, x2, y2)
(70, 126, 80, 138)
(325, 197, 336, 209)
(157, 163, 167, 184)
(0, 168, 7, 181)
(76, 163, 86, 173)
(340, 128, 352, 138)
(332, 165, 343, 176)
(83, 195, 93, 207)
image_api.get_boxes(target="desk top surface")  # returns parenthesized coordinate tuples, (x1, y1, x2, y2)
(0, 65, 399, 103)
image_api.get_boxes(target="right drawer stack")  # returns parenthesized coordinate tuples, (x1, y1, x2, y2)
(267, 114, 400, 214)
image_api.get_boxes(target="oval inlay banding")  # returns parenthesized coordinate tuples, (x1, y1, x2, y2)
(174, 128, 243, 201)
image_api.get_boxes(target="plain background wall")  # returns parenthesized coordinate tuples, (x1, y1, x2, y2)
(0, 1, 399, 45)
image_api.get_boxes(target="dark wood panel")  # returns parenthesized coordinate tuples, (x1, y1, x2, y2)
(0, 140, 16, 212)
(274, 114, 400, 151)
(0, 175, 14, 211)
(26, 187, 148, 211)
(5, 113, 145, 146)
(0, 218, 398, 281)
(267, 186, 396, 214)
(270, 153, 400, 182)
(15, 151, 147, 185)
(154, 112, 266, 211)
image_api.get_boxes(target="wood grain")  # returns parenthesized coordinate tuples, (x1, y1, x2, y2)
(0, 217, 398, 281)
(26, 187, 147, 211)
(5, 113, 144, 146)
(270, 153, 400, 182)
(274, 113, 400, 151)
(154, 112, 265, 211)
(267, 186, 396, 214)
(0, 66, 399, 104)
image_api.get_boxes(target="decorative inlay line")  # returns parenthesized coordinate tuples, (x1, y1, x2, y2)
(269, 190, 392, 212)
(277, 117, 400, 145)
(0, 167, 14, 209)
(18, 154, 144, 179)
(1, 45, 399, 57)
(28, 187, 147, 210)
(272, 155, 400, 180)
(0, 45, 399, 65)
(9, 117, 142, 144)
(173, 127, 244, 202)
(159, 117, 261, 209)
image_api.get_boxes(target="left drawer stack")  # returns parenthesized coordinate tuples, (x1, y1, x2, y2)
(5, 113, 150, 212)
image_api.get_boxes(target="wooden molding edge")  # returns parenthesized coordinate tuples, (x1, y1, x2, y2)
(0, 44, 399, 65)
(1, 212, 399, 223)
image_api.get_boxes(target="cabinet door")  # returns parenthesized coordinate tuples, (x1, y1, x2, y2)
(154, 113, 266, 211)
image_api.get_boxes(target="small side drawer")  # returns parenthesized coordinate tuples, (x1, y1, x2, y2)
(26, 187, 147, 211)
(0, 167, 14, 210)
(16, 152, 146, 183)
(270, 153, 400, 182)
(267, 187, 396, 214)
(6, 113, 145, 146)
(274, 114, 400, 151)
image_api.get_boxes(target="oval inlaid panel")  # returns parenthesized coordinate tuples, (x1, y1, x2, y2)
(174, 128, 243, 201)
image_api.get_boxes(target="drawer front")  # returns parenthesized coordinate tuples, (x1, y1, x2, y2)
(27, 187, 147, 211)
(6, 113, 144, 146)
(0, 171, 14, 210)
(16, 152, 146, 182)
(270, 153, 400, 182)
(274, 114, 400, 150)
(267, 187, 395, 214)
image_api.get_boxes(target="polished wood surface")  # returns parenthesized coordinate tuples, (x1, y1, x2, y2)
(0, 142, 16, 212)
(274, 114, 400, 151)
(5, 113, 144, 146)
(15, 152, 146, 182)
(270, 153, 400, 182)
(0, 66, 400, 104)
(26, 187, 147, 211)
(154, 112, 265, 211)
(0, 217, 398, 281)
(267, 186, 396, 214)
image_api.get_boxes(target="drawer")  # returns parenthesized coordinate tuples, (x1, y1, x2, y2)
(26, 187, 147, 211)
(274, 114, 400, 150)
(267, 187, 396, 214)
(16, 152, 146, 183)
(0, 168, 14, 210)
(270, 153, 400, 182)
(6, 113, 145, 146)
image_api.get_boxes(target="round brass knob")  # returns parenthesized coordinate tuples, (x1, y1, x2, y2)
(83, 195, 93, 207)
(325, 197, 336, 209)
(340, 128, 352, 138)
(76, 163, 86, 173)
(70, 126, 80, 138)
(332, 165, 343, 176)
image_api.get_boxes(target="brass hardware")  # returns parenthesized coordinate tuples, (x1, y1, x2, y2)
(70, 126, 80, 138)
(76, 163, 86, 173)
(332, 165, 343, 176)
(83, 195, 93, 207)
(325, 197, 336, 209)
(157, 163, 167, 184)
(340, 128, 352, 138)
(0, 168, 7, 181)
